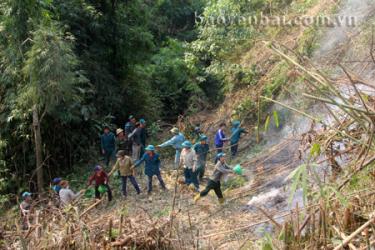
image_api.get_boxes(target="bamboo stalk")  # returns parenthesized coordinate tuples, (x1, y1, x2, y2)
(333, 215, 375, 250)
(119, 215, 123, 237)
(332, 226, 358, 250)
(296, 203, 300, 243)
(169, 171, 180, 238)
(79, 198, 104, 217)
(109, 219, 113, 241)
(256, 206, 282, 230)
(302, 93, 374, 115)
(261, 95, 363, 145)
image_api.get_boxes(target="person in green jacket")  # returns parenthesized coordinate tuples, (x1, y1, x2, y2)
(101, 126, 116, 167)
(139, 119, 148, 157)
(193, 135, 209, 181)
(230, 120, 248, 157)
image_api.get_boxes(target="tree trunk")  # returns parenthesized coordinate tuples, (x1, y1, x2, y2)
(32, 105, 43, 194)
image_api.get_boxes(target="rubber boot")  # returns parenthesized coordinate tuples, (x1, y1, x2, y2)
(219, 198, 225, 204)
(194, 194, 201, 203)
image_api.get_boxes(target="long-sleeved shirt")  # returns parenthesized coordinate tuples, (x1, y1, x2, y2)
(59, 188, 79, 206)
(135, 152, 161, 177)
(101, 132, 116, 151)
(116, 137, 132, 155)
(230, 125, 246, 144)
(210, 161, 232, 183)
(140, 127, 148, 146)
(159, 133, 185, 150)
(129, 127, 142, 145)
(124, 121, 135, 135)
(112, 156, 133, 176)
(88, 171, 109, 186)
(214, 129, 226, 148)
(180, 148, 196, 169)
(194, 143, 209, 167)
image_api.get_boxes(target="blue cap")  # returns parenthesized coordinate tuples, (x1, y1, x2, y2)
(217, 152, 226, 158)
(145, 145, 155, 151)
(22, 192, 31, 198)
(199, 135, 208, 141)
(182, 140, 192, 148)
(94, 165, 102, 172)
(139, 118, 146, 124)
(52, 177, 62, 184)
(232, 120, 241, 127)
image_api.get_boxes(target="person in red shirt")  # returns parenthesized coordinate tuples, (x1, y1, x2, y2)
(88, 165, 112, 201)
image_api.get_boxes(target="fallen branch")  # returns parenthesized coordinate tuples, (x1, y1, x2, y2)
(80, 198, 104, 217)
(303, 93, 374, 118)
(333, 214, 375, 250)
(256, 206, 282, 230)
(332, 226, 357, 250)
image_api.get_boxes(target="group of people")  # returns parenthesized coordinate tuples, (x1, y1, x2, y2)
(19, 116, 248, 229)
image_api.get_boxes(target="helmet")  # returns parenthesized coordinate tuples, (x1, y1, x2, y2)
(199, 135, 208, 141)
(22, 192, 31, 198)
(145, 145, 155, 151)
(139, 118, 146, 124)
(182, 140, 192, 148)
(194, 126, 201, 132)
(94, 165, 102, 172)
(217, 152, 226, 158)
(52, 177, 62, 184)
(128, 115, 134, 120)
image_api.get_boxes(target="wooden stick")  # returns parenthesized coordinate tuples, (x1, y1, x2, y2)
(333, 215, 375, 250)
(119, 215, 123, 237)
(302, 93, 374, 115)
(256, 206, 282, 230)
(79, 198, 104, 217)
(332, 226, 357, 250)
(109, 219, 113, 241)
(169, 167, 181, 238)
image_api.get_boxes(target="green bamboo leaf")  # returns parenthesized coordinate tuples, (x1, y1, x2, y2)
(273, 110, 280, 128)
(288, 164, 307, 204)
(310, 143, 321, 158)
(264, 115, 270, 132)
(326, 186, 348, 207)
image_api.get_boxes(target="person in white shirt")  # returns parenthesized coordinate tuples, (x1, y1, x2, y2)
(59, 180, 81, 206)
(180, 140, 199, 191)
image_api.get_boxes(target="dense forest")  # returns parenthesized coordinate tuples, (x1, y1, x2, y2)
(0, 0, 209, 203)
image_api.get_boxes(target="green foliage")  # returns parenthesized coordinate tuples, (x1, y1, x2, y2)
(264, 115, 271, 132)
(288, 163, 308, 204)
(153, 207, 170, 218)
(0, 0, 212, 202)
(310, 143, 321, 158)
(273, 110, 280, 128)
(297, 27, 319, 57)
(262, 62, 289, 98)
(222, 175, 247, 190)
(234, 97, 257, 120)
(261, 233, 276, 250)
(20, 22, 85, 115)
